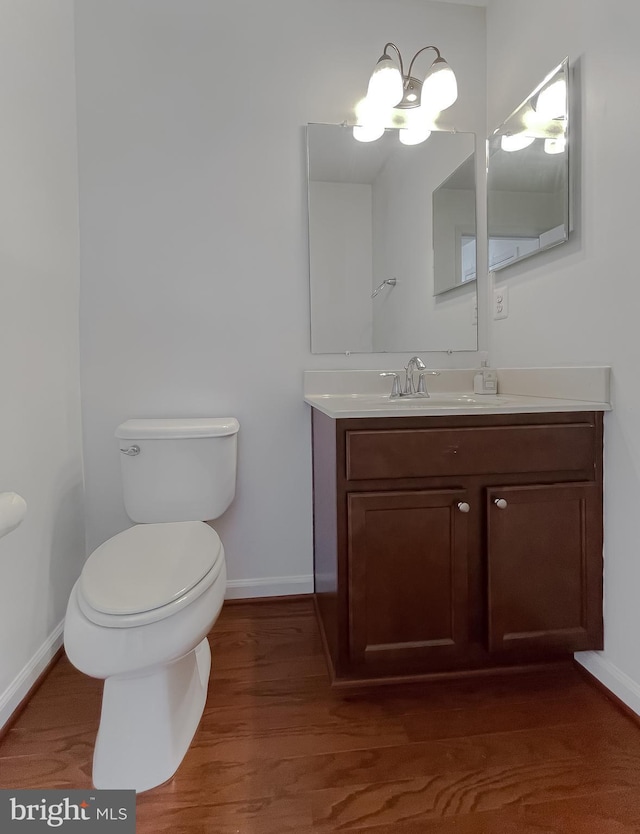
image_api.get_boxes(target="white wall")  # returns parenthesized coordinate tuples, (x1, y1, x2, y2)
(309, 181, 373, 353)
(75, 0, 486, 597)
(486, 0, 640, 711)
(0, 0, 85, 727)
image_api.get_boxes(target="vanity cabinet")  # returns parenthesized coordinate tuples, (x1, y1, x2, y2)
(311, 409, 604, 684)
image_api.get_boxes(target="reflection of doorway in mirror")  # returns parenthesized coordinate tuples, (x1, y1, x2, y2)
(487, 225, 566, 271)
(461, 235, 477, 283)
(432, 152, 476, 297)
(489, 236, 539, 270)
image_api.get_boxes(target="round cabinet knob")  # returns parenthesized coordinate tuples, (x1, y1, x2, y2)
(494, 498, 508, 509)
(457, 502, 471, 513)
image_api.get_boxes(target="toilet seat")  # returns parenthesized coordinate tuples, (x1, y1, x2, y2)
(78, 521, 224, 628)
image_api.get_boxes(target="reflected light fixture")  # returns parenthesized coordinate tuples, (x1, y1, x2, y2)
(544, 136, 566, 154)
(536, 76, 567, 155)
(535, 78, 567, 121)
(354, 42, 457, 144)
(500, 132, 536, 152)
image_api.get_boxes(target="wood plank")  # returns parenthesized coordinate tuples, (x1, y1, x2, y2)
(400, 687, 610, 741)
(136, 793, 312, 834)
(310, 757, 640, 829)
(343, 787, 640, 833)
(255, 711, 640, 795)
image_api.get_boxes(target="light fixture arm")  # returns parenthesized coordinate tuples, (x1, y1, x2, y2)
(380, 42, 405, 78)
(405, 45, 442, 81)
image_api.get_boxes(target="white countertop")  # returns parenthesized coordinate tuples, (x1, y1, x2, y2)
(303, 367, 612, 419)
(305, 392, 611, 419)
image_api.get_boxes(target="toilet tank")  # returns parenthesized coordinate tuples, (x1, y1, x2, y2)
(115, 418, 239, 523)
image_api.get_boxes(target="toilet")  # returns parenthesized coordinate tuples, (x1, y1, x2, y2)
(64, 417, 239, 793)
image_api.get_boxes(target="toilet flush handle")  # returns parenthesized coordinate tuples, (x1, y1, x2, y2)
(120, 445, 140, 456)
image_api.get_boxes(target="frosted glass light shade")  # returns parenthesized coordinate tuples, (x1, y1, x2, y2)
(399, 126, 432, 146)
(398, 108, 432, 145)
(501, 132, 535, 152)
(421, 58, 458, 112)
(352, 97, 386, 142)
(367, 56, 403, 108)
(353, 123, 385, 142)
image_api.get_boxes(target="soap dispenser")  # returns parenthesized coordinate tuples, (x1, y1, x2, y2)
(473, 353, 498, 395)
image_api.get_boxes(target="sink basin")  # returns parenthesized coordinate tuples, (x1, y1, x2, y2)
(327, 393, 509, 408)
(393, 394, 508, 407)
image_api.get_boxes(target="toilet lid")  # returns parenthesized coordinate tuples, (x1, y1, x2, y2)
(80, 521, 222, 615)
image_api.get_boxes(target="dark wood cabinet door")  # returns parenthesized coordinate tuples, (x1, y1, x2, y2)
(487, 483, 603, 654)
(347, 489, 469, 668)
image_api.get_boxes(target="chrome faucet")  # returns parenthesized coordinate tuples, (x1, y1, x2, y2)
(404, 356, 426, 395)
(380, 357, 440, 399)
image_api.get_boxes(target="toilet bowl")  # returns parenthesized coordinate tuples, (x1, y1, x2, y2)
(63, 417, 239, 793)
(65, 521, 226, 792)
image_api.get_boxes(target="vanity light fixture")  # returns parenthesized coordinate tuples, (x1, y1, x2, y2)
(354, 42, 457, 145)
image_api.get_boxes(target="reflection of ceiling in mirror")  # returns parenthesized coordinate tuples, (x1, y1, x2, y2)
(489, 140, 565, 193)
(308, 125, 396, 184)
(438, 154, 475, 190)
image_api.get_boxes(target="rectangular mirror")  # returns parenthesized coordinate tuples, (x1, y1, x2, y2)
(307, 123, 477, 354)
(487, 59, 569, 272)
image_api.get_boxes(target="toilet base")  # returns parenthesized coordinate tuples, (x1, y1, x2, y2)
(92, 637, 212, 793)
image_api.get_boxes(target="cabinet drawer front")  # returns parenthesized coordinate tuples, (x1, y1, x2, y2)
(346, 424, 596, 481)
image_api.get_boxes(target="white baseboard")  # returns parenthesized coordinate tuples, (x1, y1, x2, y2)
(575, 650, 640, 717)
(0, 621, 65, 730)
(225, 574, 313, 600)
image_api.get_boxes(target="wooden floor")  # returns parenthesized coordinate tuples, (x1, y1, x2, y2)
(2, 598, 640, 832)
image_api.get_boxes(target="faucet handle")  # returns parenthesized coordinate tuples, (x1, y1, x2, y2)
(379, 372, 401, 398)
(416, 371, 440, 396)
